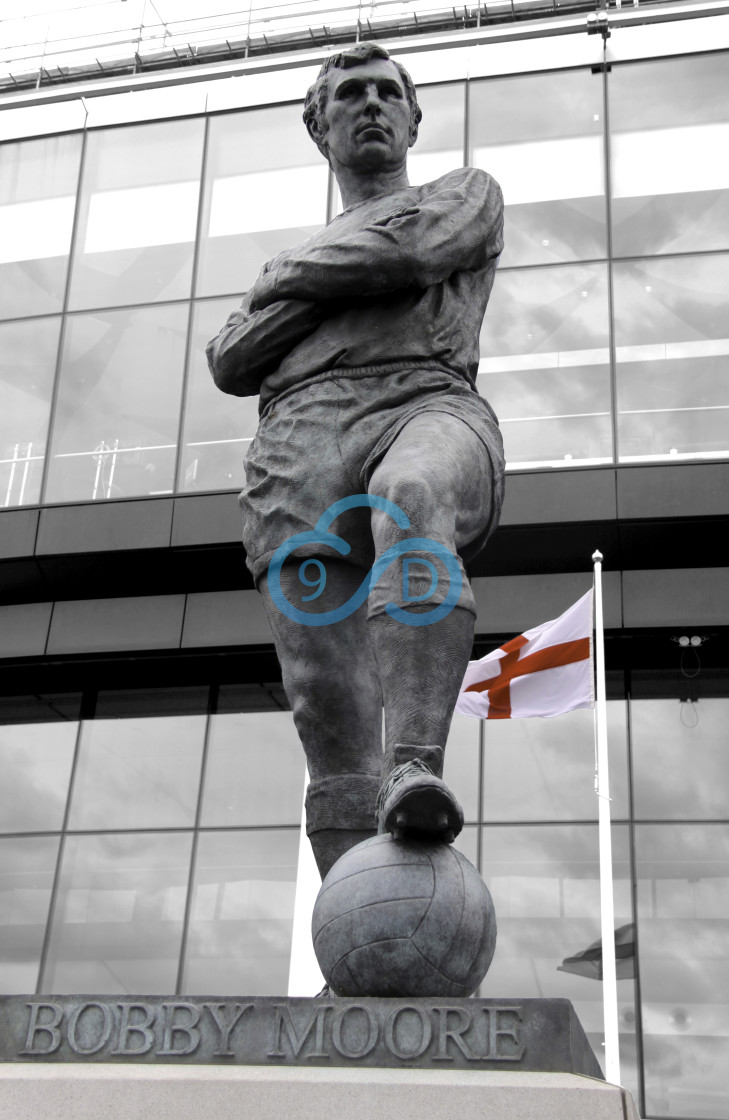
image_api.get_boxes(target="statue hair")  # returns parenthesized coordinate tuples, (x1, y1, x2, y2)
(303, 42, 422, 159)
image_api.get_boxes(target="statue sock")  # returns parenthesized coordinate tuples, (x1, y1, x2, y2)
(367, 604, 475, 752)
(305, 772, 380, 879)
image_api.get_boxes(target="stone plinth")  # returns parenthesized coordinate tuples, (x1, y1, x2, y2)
(0, 1066, 641, 1120)
(0, 996, 602, 1075)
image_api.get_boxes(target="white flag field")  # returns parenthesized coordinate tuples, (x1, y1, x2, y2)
(455, 590, 594, 720)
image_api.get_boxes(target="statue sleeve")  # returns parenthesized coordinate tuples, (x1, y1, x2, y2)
(249, 169, 503, 310)
(206, 295, 325, 397)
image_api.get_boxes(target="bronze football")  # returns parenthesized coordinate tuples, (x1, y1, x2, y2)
(312, 834, 497, 997)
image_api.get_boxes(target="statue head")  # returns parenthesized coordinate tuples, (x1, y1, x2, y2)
(303, 43, 422, 168)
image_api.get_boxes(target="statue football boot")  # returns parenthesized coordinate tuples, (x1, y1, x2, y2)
(375, 745, 464, 843)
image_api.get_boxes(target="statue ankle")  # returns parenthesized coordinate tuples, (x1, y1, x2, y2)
(382, 743, 444, 779)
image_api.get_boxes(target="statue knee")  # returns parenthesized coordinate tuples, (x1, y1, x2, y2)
(370, 465, 436, 530)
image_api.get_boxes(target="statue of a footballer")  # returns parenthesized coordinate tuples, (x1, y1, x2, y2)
(207, 43, 504, 884)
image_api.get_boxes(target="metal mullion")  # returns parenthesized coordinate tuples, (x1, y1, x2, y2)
(326, 159, 336, 225)
(59, 823, 301, 837)
(495, 255, 615, 275)
(39, 294, 203, 319)
(36, 127, 88, 507)
(175, 683, 216, 995)
(35, 713, 85, 993)
(601, 42, 620, 471)
(463, 75, 471, 168)
(611, 245, 729, 265)
(173, 113, 211, 497)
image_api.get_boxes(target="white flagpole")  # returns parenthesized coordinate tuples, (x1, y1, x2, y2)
(592, 550, 621, 1085)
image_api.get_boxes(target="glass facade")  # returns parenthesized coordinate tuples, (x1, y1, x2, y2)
(0, 687, 304, 1001)
(1, 26, 728, 1120)
(3, 50, 728, 506)
(2, 677, 728, 1117)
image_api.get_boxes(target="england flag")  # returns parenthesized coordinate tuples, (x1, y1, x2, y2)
(456, 590, 594, 720)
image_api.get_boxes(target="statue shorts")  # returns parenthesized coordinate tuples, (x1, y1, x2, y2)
(240, 364, 505, 617)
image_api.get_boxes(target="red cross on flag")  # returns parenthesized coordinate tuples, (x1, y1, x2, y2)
(455, 590, 594, 720)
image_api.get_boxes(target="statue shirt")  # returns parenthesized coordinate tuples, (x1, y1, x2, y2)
(207, 166, 503, 414)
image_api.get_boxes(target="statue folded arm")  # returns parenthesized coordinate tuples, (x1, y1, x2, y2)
(248, 169, 503, 313)
(206, 293, 327, 397)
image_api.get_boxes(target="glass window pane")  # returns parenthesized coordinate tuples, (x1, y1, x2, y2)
(183, 829, 298, 995)
(0, 693, 82, 725)
(68, 119, 204, 310)
(443, 713, 480, 823)
(408, 83, 465, 185)
(614, 253, 729, 463)
(44, 302, 188, 503)
(471, 71, 606, 268)
(632, 698, 729, 820)
(0, 721, 76, 833)
(453, 823, 478, 869)
(0, 316, 61, 507)
(0, 133, 82, 318)
(0, 835, 60, 994)
(94, 685, 210, 719)
(201, 711, 303, 828)
(479, 263, 612, 468)
(482, 703, 628, 822)
(68, 716, 206, 830)
(196, 105, 328, 298)
(636, 824, 729, 1119)
(42, 831, 192, 994)
(481, 823, 638, 1098)
(179, 297, 259, 492)
(217, 682, 290, 713)
(610, 54, 729, 257)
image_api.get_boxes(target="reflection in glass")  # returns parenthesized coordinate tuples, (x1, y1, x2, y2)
(482, 703, 628, 822)
(68, 716, 206, 831)
(178, 298, 260, 492)
(0, 836, 60, 994)
(183, 829, 298, 995)
(0, 721, 77, 833)
(471, 70, 606, 267)
(94, 685, 211, 720)
(478, 263, 612, 468)
(453, 824, 478, 869)
(610, 54, 729, 257)
(632, 699, 729, 820)
(0, 693, 83, 725)
(217, 681, 290, 714)
(201, 711, 303, 828)
(408, 83, 465, 185)
(0, 133, 82, 319)
(614, 254, 729, 462)
(0, 316, 61, 507)
(196, 105, 328, 298)
(68, 119, 204, 310)
(44, 302, 188, 502)
(443, 713, 480, 823)
(481, 824, 637, 1098)
(636, 825, 729, 1119)
(42, 831, 192, 994)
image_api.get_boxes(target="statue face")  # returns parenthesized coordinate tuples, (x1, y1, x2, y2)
(320, 57, 415, 174)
